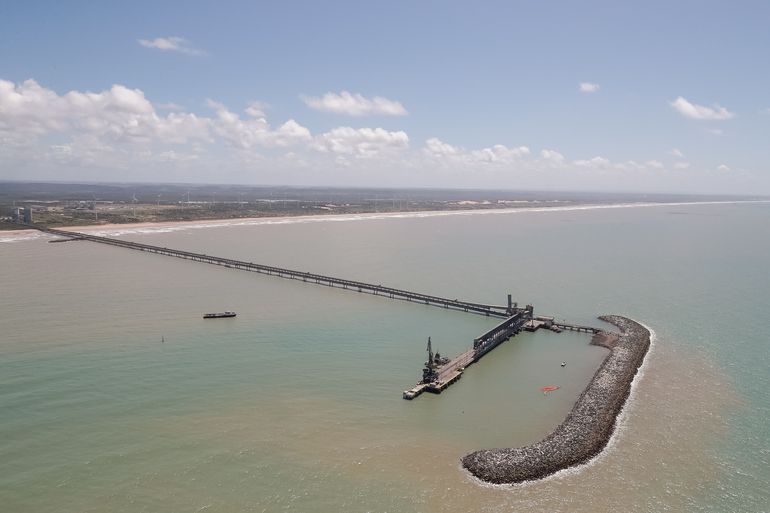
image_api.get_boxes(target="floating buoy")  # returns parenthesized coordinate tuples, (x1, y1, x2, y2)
(561, 361, 566, 367)
(541, 385, 560, 393)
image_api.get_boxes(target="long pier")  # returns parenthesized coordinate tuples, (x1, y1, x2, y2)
(38, 227, 514, 318)
(34, 225, 603, 400)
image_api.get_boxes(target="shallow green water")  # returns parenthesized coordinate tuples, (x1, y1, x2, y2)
(1, 202, 768, 512)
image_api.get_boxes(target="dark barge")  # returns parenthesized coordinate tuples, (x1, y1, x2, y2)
(203, 311, 236, 319)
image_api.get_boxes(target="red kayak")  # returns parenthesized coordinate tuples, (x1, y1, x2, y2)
(540, 385, 560, 393)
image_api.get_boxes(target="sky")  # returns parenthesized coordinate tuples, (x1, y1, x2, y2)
(1, 0, 769, 194)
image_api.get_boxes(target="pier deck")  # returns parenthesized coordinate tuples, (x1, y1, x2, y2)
(36, 227, 515, 319)
(523, 317, 599, 334)
(403, 349, 474, 399)
(403, 311, 530, 399)
(552, 322, 601, 334)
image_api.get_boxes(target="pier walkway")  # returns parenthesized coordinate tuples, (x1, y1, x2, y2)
(38, 227, 515, 318)
(552, 321, 601, 334)
(523, 317, 602, 334)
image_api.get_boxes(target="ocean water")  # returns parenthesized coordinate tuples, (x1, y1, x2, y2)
(1, 202, 768, 512)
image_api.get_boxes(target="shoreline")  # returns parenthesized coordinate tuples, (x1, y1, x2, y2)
(3, 198, 768, 239)
(461, 315, 651, 484)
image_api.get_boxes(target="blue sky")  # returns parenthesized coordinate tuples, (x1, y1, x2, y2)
(1, 1, 769, 193)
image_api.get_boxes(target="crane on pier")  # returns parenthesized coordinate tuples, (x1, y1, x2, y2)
(421, 337, 450, 384)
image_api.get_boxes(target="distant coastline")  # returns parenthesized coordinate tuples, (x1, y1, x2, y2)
(462, 315, 651, 484)
(3, 199, 769, 240)
(3, 181, 768, 233)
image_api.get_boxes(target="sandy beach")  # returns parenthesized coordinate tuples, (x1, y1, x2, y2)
(4, 199, 767, 242)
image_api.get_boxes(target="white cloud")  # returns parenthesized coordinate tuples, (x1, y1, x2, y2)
(424, 137, 461, 158)
(470, 145, 530, 163)
(706, 128, 724, 136)
(245, 101, 269, 118)
(423, 138, 530, 166)
(422, 141, 674, 176)
(156, 102, 185, 111)
(670, 96, 734, 120)
(0, 78, 313, 152)
(138, 36, 206, 56)
(0, 78, 209, 144)
(579, 82, 600, 93)
(207, 101, 311, 149)
(156, 150, 200, 163)
(48, 140, 100, 166)
(668, 148, 684, 158)
(616, 161, 646, 171)
(645, 160, 664, 169)
(312, 127, 409, 157)
(302, 91, 407, 116)
(573, 156, 611, 168)
(572, 157, 673, 173)
(2, 77, 759, 193)
(540, 149, 565, 164)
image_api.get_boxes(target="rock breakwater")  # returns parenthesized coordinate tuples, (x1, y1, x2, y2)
(461, 315, 650, 484)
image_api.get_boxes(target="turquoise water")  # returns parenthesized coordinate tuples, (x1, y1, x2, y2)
(1, 202, 768, 512)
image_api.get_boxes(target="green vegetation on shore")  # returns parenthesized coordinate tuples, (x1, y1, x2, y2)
(2, 181, 763, 230)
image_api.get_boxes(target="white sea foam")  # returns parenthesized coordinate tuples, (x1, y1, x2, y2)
(463, 321, 658, 489)
(60, 199, 770, 238)
(0, 232, 46, 244)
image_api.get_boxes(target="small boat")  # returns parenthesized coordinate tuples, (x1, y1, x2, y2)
(203, 311, 237, 319)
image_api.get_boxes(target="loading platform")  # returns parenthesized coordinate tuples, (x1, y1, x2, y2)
(403, 310, 531, 399)
(403, 313, 604, 399)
